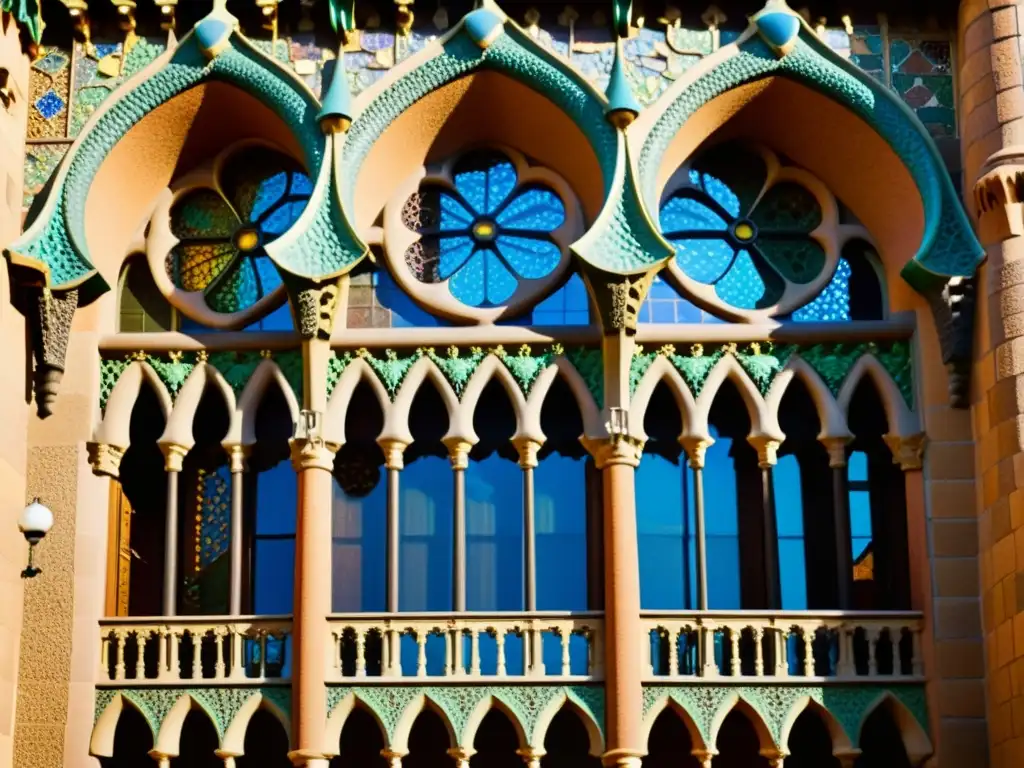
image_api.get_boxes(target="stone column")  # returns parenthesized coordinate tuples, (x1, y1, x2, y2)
(749, 437, 782, 609)
(288, 437, 336, 768)
(379, 438, 406, 675)
(444, 438, 471, 613)
(158, 442, 188, 616)
(227, 445, 249, 616)
(822, 437, 854, 609)
(589, 433, 645, 768)
(514, 438, 542, 612)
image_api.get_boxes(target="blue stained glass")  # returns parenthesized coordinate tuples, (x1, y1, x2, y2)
(262, 200, 306, 237)
(251, 171, 289, 220)
(439, 194, 474, 229)
(437, 236, 476, 279)
(484, 162, 517, 214)
(453, 168, 487, 212)
(449, 249, 486, 306)
(670, 238, 734, 284)
(483, 250, 518, 304)
(849, 451, 868, 482)
(254, 254, 283, 295)
(792, 257, 852, 322)
(496, 236, 561, 279)
(496, 188, 565, 231)
(688, 169, 741, 217)
(94, 43, 120, 58)
(660, 196, 727, 232)
(715, 249, 765, 309)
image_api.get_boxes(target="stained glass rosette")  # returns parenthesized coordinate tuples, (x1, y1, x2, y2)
(659, 144, 841, 320)
(384, 148, 579, 323)
(145, 144, 312, 328)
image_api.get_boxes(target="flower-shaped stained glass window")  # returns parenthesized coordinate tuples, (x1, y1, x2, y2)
(659, 144, 837, 317)
(166, 147, 312, 319)
(397, 150, 573, 317)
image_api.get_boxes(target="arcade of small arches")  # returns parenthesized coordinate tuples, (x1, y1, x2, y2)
(91, 686, 929, 768)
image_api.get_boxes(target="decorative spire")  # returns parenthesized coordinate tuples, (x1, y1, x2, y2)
(605, 36, 639, 128)
(318, 48, 353, 132)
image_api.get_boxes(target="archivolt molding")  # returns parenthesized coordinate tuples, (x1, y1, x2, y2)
(94, 361, 174, 450)
(627, 341, 917, 463)
(324, 685, 604, 756)
(226, 359, 302, 447)
(159, 361, 238, 451)
(641, 684, 930, 759)
(628, 1, 982, 291)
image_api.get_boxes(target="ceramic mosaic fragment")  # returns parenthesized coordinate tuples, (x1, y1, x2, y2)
(28, 46, 71, 139)
(848, 27, 884, 82)
(890, 37, 956, 138)
(70, 40, 123, 136)
(23, 143, 68, 210)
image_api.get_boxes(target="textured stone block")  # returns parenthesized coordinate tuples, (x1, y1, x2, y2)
(936, 598, 984, 639)
(936, 520, 982, 557)
(929, 480, 979, 519)
(937, 555, 985, 596)
(937, 638, 987, 678)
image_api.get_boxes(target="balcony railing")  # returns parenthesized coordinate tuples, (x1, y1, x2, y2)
(98, 616, 292, 685)
(326, 612, 604, 682)
(642, 611, 925, 682)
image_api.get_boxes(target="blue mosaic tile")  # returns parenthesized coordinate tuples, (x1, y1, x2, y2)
(34, 89, 66, 119)
(32, 52, 68, 74)
(94, 43, 120, 58)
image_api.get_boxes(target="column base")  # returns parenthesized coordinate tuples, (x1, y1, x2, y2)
(601, 749, 644, 768)
(288, 750, 330, 768)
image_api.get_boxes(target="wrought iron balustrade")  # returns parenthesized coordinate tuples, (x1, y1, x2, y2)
(643, 610, 924, 682)
(98, 616, 292, 685)
(326, 612, 604, 682)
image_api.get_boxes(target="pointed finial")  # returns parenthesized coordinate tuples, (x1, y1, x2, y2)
(318, 53, 353, 133)
(605, 37, 639, 128)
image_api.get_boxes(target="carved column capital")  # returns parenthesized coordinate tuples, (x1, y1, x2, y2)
(226, 444, 251, 473)
(158, 442, 190, 472)
(512, 436, 542, 469)
(834, 750, 862, 768)
(691, 749, 718, 768)
(148, 749, 173, 768)
(516, 747, 546, 768)
(380, 749, 407, 768)
(289, 438, 338, 472)
(974, 147, 1024, 246)
(87, 441, 125, 478)
(581, 435, 644, 469)
(747, 435, 781, 468)
(378, 438, 408, 470)
(600, 750, 644, 768)
(883, 432, 927, 471)
(447, 747, 476, 768)
(443, 437, 474, 470)
(680, 435, 713, 469)
(820, 435, 852, 468)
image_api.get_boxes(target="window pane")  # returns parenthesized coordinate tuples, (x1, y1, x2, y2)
(637, 453, 686, 609)
(400, 457, 453, 611)
(466, 456, 523, 611)
(332, 468, 386, 613)
(704, 428, 741, 609)
(255, 462, 297, 535)
(536, 456, 587, 610)
(848, 451, 868, 482)
(850, 490, 873, 539)
(778, 538, 808, 610)
(773, 456, 804, 536)
(254, 538, 295, 614)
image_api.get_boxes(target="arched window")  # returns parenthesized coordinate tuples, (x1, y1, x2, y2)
(647, 141, 884, 323)
(118, 254, 174, 332)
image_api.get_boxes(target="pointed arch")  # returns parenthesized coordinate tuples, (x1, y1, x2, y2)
(640, 694, 708, 754)
(708, 693, 776, 754)
(766, 356, 851, 441)
(387, 357, 460, 447)
(695, 356, 775, 442)
(629, 356, 701, 444)
(836, 355, 918, 439)
(390, 694, 458, 754)
(324, 359, 392, 447)
(460, 356, 531, 445)
(227, 360, 302, 447)
(95, 361, 173, 449)
(221, 691, 292, 756)
(527, 357, 604, 440)
(778, 697, 852, 756)
(90, 693, 157, 758)
(531, 694, 604, 756)
(323, 691, 390, 756)
(152, 693, 220, 757)
(461, 696, 529, 754)
(159, 362, 237, 450)
(857, 692, 932, 765)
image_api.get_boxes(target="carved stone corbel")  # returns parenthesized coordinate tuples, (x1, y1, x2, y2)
(87, 442, 125, 478)
(286, 277, 343, 340)
(921, 275, 975, 409)
(974, 147, 1024, 246)
(580, 263, 657, 335)
(27, 287, 78, 418)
